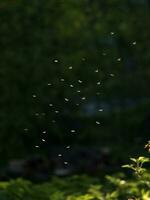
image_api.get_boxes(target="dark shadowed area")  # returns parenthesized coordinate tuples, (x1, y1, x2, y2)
(0, 0, 150, 189)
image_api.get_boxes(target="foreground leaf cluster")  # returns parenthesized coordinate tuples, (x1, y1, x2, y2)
(0, 172, 149, 200)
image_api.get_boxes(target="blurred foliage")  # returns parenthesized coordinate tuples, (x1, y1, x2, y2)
(0, 173, 149, 200)
(0, 144, 149, 199)
(0, 0, 150, 160)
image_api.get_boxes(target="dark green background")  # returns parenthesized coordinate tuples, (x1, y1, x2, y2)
(0, 0, 150, 161)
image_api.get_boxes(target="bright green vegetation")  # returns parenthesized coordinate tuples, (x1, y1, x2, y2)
(0, 142, 149, 200)
(0, 172, 149, 200)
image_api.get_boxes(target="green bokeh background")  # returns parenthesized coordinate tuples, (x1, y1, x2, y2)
(0, 0, 150, 161)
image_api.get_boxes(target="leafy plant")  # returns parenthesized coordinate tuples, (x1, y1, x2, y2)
(122, 141, 150, 200)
